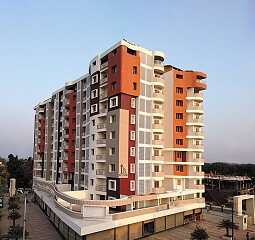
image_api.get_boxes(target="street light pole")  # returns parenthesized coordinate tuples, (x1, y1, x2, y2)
(23, 195, 27, 240)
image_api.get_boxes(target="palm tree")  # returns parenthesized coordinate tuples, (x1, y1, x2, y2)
(191, 226, 209, 240)
(8, 202, 21, 213)
(8, 211, 21, 227)
(218, 219, 234, 237)
(9, 196, 19, 205)
(8, 224, 28, 240)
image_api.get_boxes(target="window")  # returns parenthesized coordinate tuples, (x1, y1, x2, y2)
(91, 149, 95, 155)
(91, 164, 94, 170)
(195, 140, 200, 145)
(110, 131, 116, 139)
(154, 165, 159, 172)
(127, 48, 136, 56)
(176, 165, 183, 172)
(91, 104, 98, 113)
(176, 100, 183, 106)
(177, 179, 181, 186)
(195, 127, 200, 132)
(195, 153, 201, 159)
(130, 131, 135, 140)
(154, 181, 160, 188)
(92, 134, 95, 141)
(130, 181, 135, 191)
(176, 126, 183, 132)
(91, 75, 98, 84)
(110, 147, 116, 155)
(133, 82, 137, 90)
(92, 119, 95, 126)
(108, 180, 116, 191)
(109, 164, 115, 172)
(112, 49, 117, 55)
(131, 98, 136, 108)
(91, 89, 98, 99)
(130, 147, 135, 157)
(111, 65, 117, 74)
(176, 74, 183, 79)
(176, 139, 183, 145)
(90, 179, 94, 186)
(110, 96, 118, 108)
(111, 81, 116, 90)
(176, 152, 182, 159)
(196, 180, 200, 185)
(130, 114, 135, 124)
(195, 166, 200, 172)
(110, 115, 116, 123)
(176, 113, 183, 119)
(130, 164, 135, 173)
(92, 61, 96, 66)
(154, 134, 160, 140)
(133, 66, 137, 74)
(154, 149, 160, 156)
(176, 87, 183, 93)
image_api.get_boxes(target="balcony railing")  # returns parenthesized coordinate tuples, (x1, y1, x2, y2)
(96, 169, 106, 176)
(152, 187, 164, 194)
(97, 139, 106, 144)
(96, 154, 106, 160)
(100, 77, 108, 85)
(152, 108, 164, 115)
(96, 185, 106, 192)
(100, 92, 108, 100)
(100, 62, 108, 70)
(152, 156, 164, 161)
(99, 108, 107, 114)
(97, 123, 106, 130)
(152, 123, 164, 130)
(152, 172, 164, 178)
(152, 140, 164, 145)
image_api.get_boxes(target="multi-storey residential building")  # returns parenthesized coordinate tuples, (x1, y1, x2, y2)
(33, 40, 207, 240)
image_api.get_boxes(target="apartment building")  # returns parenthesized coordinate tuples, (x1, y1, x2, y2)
(33, 40, 207, 240)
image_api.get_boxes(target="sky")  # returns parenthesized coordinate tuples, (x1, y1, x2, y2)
(0, 0, 254, 163)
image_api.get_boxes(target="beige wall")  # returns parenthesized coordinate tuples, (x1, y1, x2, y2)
(176, 212, 184, 226)
(166, 214, 176, 229)
(116, 225, 128, 240)
(129, 222, 143, 240)
(106, 109, 129, 178)
(155, 217, 165, 232)
(87, 229, 114, 240)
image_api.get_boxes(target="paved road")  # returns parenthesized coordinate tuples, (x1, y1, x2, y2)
(0, 193, 62, 240)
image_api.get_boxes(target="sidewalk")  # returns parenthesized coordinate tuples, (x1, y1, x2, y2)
(0, 193, 62, 240)
(144, 210, 255, 240)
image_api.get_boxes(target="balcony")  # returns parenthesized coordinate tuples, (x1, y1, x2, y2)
(152, 77, 164, 88)
(97, 139, 106, 145)
(153, 93, 164, 103)
(100, 62, 108, 70)
(186, 106, 204, 113)
(63, 167, 68, 172)
(97, 123, 106, 130)
(152, 172, 164, 178)
(152, 156, 164, 161)
(152, 139, 164, 147)
(99, 92, 108, 100)
(152, 123, 164, 132)
(96, 169, 106, 176)
(152, 187, 164, 194)
(187, 131, 204, 139)
(99, 108, 107, 114)
(100, 77, 108, 85)
(96, 154, 106, 161)
(191, 171, 205, 177)
(186, 93, 204, 101)
(95, 184, 106, 192)
(196, 185, 205, 190)
(62, 179, 68, 184)
(39, 107, 45, 113)
(154, 60, 164, 73)
(152, 108, 164, 117)
(186, 118, 204, 126)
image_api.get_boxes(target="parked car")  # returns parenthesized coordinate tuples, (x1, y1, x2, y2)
(17, 188, 23, 194)
(0, 197, 3, 208)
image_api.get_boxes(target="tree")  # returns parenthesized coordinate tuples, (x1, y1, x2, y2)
(6, 154, 33, 188)
(8, 202, 21, 213)
(218, 219, 234, 237)
(9, 196, 19, 205)
(8, 224, 29, 240)
(0, 162, 8, 186)
(8, 211, 21, 227)
(191, 226, 209, 240)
